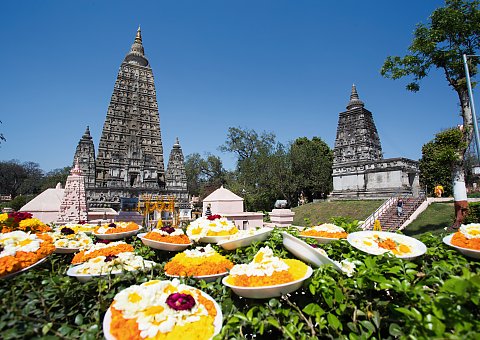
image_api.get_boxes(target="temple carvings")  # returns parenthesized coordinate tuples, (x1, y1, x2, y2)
(73, 28, 188, 209)
(331, 85, 420, 199)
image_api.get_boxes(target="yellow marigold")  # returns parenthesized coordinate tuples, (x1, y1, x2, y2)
(18, 218, 52, 233)
(164, 253, 233, 276)
(0, 213, 8, 223)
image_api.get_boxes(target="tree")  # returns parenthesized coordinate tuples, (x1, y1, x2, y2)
(419, 128, 465, 196)
(290, 137, 333, 203)
(0, 160, 29, 198)
(221, 127, 291, 210)
(381, 0, 480, 227)
(41, 167, 71, 191)
(0, 120, 5, 146)
(184, 153, 227, 199)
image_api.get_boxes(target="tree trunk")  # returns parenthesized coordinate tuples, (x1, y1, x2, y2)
(452, 90, 474, 228)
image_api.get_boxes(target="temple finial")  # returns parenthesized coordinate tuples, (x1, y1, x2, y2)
(135, 26, 142, 43)
(346, 84, 364, 110)
(124, 26, 148, 66)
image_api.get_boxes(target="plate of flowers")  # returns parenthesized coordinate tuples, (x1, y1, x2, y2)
(347, 231, 426, 259)
(299, 223, 348, 243)
(0, 230, 55, 279)
(138, 226, 192, 251)
(93, 222, 142, 240)
(165, 272, 228, 283)
(71, 240, 134, 264)
(443, 224, 480, 259)
(222, 246, 312, 299)
(50, 226, 93, 254)
(0, 256, 49, 280)
(218, 227, 272, 250)
(186, 215, 239, 243)
(282, 232, 341, 271)
(103, 278, 222, 340)
(67, 252, 156, 282)
(164, 244, 234, 280)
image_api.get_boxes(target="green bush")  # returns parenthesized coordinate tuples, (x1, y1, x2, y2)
(0, 228, 479, 339)
(464, 202, 480, 224)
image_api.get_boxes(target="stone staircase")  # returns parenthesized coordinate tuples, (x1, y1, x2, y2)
(362, 194, 426, 231)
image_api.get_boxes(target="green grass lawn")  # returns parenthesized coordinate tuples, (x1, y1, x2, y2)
(403, 202, 455, 237)
(291, 200, 455, 237)
(292, 200, 383, 226)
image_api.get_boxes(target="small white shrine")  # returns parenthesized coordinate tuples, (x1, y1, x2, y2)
(202, 186, 263, 230)
(57, 161, 88, 223)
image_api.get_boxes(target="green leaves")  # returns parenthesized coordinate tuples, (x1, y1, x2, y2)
(0, 230, 479, 339)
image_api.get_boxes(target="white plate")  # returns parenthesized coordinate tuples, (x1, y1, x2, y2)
(66, 264, 123, 283)
(282, 232, 341, 271)
(165, 271, 228, 283)
(137, 232, 192, 251)
(218, 228, 272, 250)
(347, 231, 427, 259)
(103, 284, 223, 340)
(93, 227, 141, 240)
(197, 235, 232, 244)
(54, 246, 81, 254)
(222, 266, 313, 299)
(0, 257, 48, 280)
(298, 234, 344, 244)
(443, 233, 480, 259)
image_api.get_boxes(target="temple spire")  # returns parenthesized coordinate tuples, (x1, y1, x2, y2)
(125, 26, 148, 67)
(346, 84, 364, 110)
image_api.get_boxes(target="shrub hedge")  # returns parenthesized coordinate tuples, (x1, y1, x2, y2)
(0, 227, 479, 339)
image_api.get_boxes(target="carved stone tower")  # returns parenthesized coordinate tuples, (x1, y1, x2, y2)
(331, 85, 419, 199)
(73, 126, 96, 188)
(333, 85, 383, 165)
(57, 161, 88, 223)
(165, 137, 189, 203)
(90, 27, 166, 207)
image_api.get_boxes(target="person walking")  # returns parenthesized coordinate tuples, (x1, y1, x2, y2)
(397, 198, 404, 217)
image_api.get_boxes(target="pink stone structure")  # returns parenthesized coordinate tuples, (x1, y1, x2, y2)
(19, 183, 65, 223)
(57, 161, 88, 223)
(202, 186, 263, 230)
(269, 209, 295, 227)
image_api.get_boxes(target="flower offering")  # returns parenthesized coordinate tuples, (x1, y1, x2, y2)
(61, 223, 98, 234)
(72, 241, 134, 264)
(73, 252, 156, 275)
(0, 230, 55, 277)
(144, 226, 190, 244)
(106, 279, 219, 340)
(224, 246, 308, 287)
(186, 215, 238, 241)
(0, 212, 51, 234)
(49, 227, 92, 249)
(300, 223, 348, 239)
(164, 244, 233, 276)
(451, 224, 480, 250)
(95, 222, 140, 234)
(354, 233, 412, 256)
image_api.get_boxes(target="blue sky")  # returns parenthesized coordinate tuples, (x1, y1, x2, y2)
(0, 0, 469, 172)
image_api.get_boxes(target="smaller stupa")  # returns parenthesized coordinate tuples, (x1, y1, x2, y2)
(57, 160, 88, 223)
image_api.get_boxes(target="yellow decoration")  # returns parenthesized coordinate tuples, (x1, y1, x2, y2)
(373, 219, 382, 231)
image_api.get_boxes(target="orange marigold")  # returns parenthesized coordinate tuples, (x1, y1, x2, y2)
(144, 232, 190, 244)
(452, 232, 480, 250)
(71, 243, 134, 264)
(300, 230, 347, 239)
(0, 233, 54, 277)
